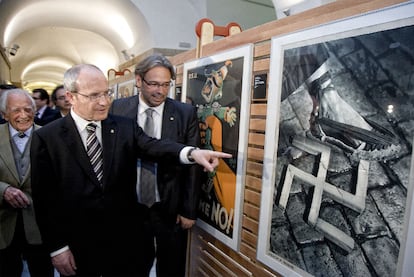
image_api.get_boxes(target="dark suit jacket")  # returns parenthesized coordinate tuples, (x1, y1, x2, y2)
(34, 106, 60, 126)
(30, 113, 184, 275)
(110, 96, 201, 221)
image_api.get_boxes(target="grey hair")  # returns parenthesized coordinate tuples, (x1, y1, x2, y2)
(0, 88, 36, 114)
(63, 64, 103, 92)
(134, 53, 176, 80)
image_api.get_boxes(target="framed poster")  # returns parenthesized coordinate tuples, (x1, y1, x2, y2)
(182, 44, 253, 250)
(169, 66, 178, 100)
(108, 83, 118, 102)
(117, 78, 136, 99)
(174, 85, 182, 101)
(257, 2, 414, 276)
(168, 78, 178, 100)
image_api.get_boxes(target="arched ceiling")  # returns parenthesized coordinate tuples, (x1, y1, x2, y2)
(0, 0, 152, 92)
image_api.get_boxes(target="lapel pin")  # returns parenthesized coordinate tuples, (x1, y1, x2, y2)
(110, 129, 115, 133)
(170, 117, 174, 121)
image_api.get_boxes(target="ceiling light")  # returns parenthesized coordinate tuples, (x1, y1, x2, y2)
(9, 44, 20, 56)
(3, 43, 20, 56)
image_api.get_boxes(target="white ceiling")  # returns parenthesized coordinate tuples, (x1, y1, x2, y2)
(0, 0, 277, 93)
(0, 0, 152, 92)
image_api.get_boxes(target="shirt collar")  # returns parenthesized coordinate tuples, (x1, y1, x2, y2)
(138, 95, 165, 116)
(37, 105, 47, 116)
(70, 109, 102, 132)
(9, 124, 33, 138)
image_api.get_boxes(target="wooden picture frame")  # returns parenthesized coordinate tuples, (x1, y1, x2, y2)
(182, 44, 253, 250)
(117, 78, 136, 99)
(109, 83, 118, 102)
(257, 2, 414, 276)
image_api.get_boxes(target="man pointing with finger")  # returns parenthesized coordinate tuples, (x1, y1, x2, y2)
(31, 64, 230, 277)
(110, 54, 201, 277)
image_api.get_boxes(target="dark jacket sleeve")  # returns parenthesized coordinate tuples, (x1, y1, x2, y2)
(31, 129, 69, 253)
(178, 105, 201, 219)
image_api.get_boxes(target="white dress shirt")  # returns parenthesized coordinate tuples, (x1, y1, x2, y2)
(136, 98, 165, 203)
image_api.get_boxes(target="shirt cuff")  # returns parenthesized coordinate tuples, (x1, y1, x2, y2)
(180, 146, 196, 164)
(50, 246, 70, 257)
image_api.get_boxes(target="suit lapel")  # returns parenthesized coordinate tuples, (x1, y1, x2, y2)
(61, 115, 100, 186)
(0, 124, 20, 182)
(101, 117, 117, 187)
(161, 99, 177, 139)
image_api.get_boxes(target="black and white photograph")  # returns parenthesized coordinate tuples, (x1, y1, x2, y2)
(257, 3, 414, 276)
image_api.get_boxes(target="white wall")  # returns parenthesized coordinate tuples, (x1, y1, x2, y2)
(132, 0, 276, 51)
(132, 0, 206, 51)
(207, 0, 276, 31)
(273, 0, 336, 19)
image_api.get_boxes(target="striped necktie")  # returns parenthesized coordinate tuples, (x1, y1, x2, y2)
(86, 123, 104, 184)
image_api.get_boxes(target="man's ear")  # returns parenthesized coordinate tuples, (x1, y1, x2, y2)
(65, 91, 75, 104)
(135, 75, 142, 88)
(2, 111, 9, 121)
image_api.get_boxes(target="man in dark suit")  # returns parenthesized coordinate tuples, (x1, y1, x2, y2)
(32, 88, 60, 125)
(0, 88, 54, 277)
(30, 64, 229, 277)
(110, 54, 201, 277)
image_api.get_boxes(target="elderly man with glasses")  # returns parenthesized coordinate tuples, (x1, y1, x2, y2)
(31, 63, 230, 277)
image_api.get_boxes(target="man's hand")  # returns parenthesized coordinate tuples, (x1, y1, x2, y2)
(3, 187, 30, 208)
(52, 250, 77, 276)
(177, 215, 196, 229)
(191, 149, 231, 172)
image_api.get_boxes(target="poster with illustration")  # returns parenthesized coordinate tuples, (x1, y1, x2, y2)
(182, 45, 253, 250)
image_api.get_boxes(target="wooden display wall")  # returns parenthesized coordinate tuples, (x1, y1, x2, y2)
(116, 1, 408, 276)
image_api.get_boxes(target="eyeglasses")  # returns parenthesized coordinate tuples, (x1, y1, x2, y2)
(72, 89, 113, 102)
(56, 96, 66, 101)
(142, 78, 172, 89)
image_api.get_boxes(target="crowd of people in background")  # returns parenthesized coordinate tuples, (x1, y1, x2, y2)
(0, 83, 71, 126)
(0, 54, 228, 277)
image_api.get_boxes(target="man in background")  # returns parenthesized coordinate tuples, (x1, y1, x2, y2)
(32, 88, 60, 125)
(110, 54, 201, 277)
(0, 89, 54, 277)
(51, 85, 71, 117)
